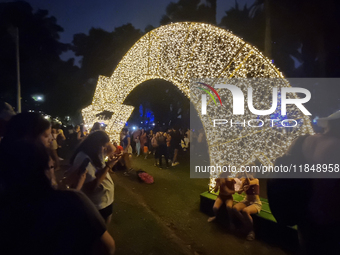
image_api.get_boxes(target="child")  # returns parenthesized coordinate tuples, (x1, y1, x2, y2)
(233, 171, 261, 241)
(208, 177, 236, 224)
(143, 145, 148, 159)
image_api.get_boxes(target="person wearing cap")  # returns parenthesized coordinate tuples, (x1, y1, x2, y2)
(298, 110, 340, 254)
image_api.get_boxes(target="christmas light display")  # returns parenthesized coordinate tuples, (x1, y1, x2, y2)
(82, 22, 313, 189)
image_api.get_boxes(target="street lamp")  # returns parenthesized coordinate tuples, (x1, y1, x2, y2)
(32, 95, 44, 102)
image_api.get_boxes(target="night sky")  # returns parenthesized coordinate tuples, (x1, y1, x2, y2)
(1, 0, 254, 61)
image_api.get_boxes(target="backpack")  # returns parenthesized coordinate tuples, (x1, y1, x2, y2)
(157, 133, 166, 145)
(151, 136, 158, 147)
(267, 135, 312, 226)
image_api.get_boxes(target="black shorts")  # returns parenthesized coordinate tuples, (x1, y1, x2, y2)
(98, 203, 113, 221)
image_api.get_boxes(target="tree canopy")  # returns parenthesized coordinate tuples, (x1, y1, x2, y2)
(0, 1, 79, 115)
(1, 0, 339, 119)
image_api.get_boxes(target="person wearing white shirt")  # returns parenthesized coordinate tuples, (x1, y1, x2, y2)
(70, 131, 119, 225)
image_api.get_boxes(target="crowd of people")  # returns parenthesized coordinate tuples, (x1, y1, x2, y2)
(0, 105, 195, 254)
(1, 99, 340, 254)
(0, 110, 115, 255)
(119, 126, 191, 169)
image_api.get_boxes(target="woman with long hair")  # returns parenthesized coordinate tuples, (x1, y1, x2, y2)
(70, 131, 118, 224)
(0, 126, 115, 255)
(1, 112, 58, 187)
(2, 112, 51, 147)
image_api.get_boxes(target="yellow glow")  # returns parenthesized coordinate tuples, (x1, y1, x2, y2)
(82, 22, 313, 190)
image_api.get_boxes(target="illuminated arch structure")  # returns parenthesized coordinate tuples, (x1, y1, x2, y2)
(82, 22, 313, 185)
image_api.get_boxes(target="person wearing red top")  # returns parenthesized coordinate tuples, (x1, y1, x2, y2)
(115, 145, 123, 154)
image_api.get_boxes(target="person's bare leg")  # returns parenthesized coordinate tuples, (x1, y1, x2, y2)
(123, 153, 132, 176)
(232, 202, 247, 228)
(123, 153, 131, 169)
(226, 199, 234, 228)
(208, 197, 223, 222)
(242, 205, 258, 240)
(172, 148, 178, 163)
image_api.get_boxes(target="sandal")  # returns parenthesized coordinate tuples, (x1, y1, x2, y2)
(246, 231, 255, 241)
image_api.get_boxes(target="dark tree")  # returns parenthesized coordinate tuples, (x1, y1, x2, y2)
(144, 24, 156, 34)
(124, 80, 189, 128)
(220, 0, 340, 78)
(71, 24, 142, 106)
(160, 0, 216, 25)
(220, 3, 265, 51)
(0, 1, 80, 116)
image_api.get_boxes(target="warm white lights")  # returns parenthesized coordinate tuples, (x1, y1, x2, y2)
(82, 22, 313, 189)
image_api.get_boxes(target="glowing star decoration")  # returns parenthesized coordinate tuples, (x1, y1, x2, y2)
(82, 22, 313, 188)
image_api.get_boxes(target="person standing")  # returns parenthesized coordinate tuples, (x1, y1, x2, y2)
(140, 129, 148, 159)
(70, 131, 118, 225)
(135, 135, 141, 157)
(268, 110, 340, 254)
(171, 127, 181, 166)
(182, 134, 189, 151)
(0, 139, 115, 255)
(69, 125, 83, 150)
(151, 132, 159, 166)
(1, 112, 57, 188)
(55, 124, 66, 160)
(51, 127, 60, 171)
(299, 111, 340, 254)
(148, 130, 155, 155)
(121, 128, 133, 175)
(166, 129, 172, 164)
(156, 131, 169, 169)
(91, 122, 102, 133)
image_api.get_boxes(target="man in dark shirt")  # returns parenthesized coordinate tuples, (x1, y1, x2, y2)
(170, 128, 181, 166)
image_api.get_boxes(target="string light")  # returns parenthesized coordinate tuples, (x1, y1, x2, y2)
(82, 22, 313, 190)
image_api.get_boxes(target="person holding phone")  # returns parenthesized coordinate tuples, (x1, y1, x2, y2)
(70, 131, 118, 224)
(0, 133, 116, 255)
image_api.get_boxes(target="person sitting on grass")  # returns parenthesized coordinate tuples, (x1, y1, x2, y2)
(233, 170, 261, 241)
(208, 177, 236, 224)
(111, 141, 124, 172)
